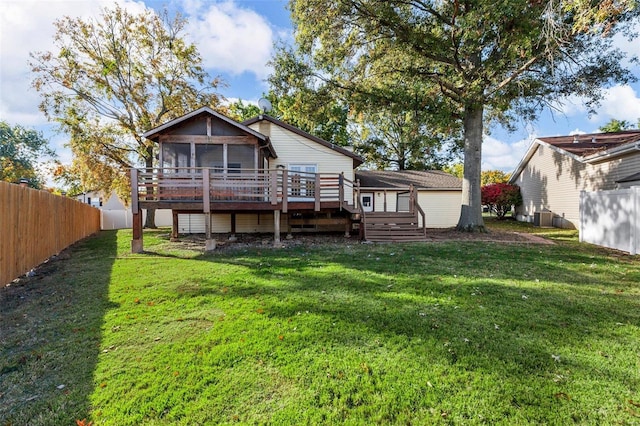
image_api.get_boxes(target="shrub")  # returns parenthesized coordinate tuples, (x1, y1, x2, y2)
(481, 183, 522, 219)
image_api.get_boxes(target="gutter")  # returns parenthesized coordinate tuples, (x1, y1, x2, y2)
(583, 141, 640, 163)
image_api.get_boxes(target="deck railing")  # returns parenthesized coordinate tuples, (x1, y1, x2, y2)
(132, 167, 358, 212)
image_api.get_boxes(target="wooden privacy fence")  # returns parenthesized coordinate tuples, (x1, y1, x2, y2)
(0, 181, 101, 286)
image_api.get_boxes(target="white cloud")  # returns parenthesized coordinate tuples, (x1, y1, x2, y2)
(568, 128, 587, 135)
(182, 0, 274, 78)
(552, 84, 640, 126)
(591, 85, 640, 124)
(0, 0, 147, 126)
(482, 135, 533, 172)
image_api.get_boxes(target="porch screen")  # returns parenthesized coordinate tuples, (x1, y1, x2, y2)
(196, 144, 223, 171)
(162, 143, 190, 171)
(227, 145, 255, 171)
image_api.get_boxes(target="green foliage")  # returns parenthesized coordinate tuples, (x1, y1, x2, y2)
(228, 99, 262, 122)
(30, 5, 224, 206)
(482, 170, 511, 185)
(279, 0, 638, 230)
(598, 118, 636, 132)
(0, 121, 55, 188)
(443, 163, 464, 179)
(2, 228, 640, 424)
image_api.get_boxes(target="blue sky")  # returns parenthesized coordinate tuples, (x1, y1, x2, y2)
(1, 0, 639, 178)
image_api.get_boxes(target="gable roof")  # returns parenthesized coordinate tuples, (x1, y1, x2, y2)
(142, 107, 277, 157)
(356, 170, 462, 190)
(243, 114, 364, 167)
(509, 130, 640, 183)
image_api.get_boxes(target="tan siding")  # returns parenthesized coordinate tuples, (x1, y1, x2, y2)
(516, 145, 640, 228)
(365, 189, 460, 228)
(515, 145, 585, 228)
(178, 212, 287, 234)
(418, 191, 461, 228)
(371, 190, 399, 212)
(591, 152, 640, 189)
(248, 122, 355, 204)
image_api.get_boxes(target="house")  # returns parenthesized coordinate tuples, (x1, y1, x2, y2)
(75, 190, 172, 230)
(75, 190, 111, 208)
(356, 170, 462, 228)
(130, 107, 462, 251)
(509, 130, 640, 229)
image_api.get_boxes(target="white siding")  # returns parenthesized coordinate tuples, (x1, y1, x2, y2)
(371, 190, 399, 212)
(248, 122, 356, 205)
(178, 213, 288, 234)
(102, 208, 172, 230)
(418, 191, 461, 228)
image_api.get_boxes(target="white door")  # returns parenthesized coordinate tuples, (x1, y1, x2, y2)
(288, 164, 317, 200)
(360, 192, 374, 212)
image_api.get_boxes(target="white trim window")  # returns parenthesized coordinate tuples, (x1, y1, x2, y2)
(288, 164, 317, 200)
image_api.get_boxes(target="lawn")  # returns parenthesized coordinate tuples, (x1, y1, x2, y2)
(1, 220, 639, 425)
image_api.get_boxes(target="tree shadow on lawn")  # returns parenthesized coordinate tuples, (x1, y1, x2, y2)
(188, 244, 640, 404)
(0, 231, 119, 425)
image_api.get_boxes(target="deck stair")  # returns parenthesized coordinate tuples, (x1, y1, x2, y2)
(362, 211, 427, 242)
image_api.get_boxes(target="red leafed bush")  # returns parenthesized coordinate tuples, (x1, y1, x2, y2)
(481, 183, 522, 219)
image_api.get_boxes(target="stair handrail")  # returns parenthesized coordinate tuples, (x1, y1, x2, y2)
(410, 184, 427, 237)
(355, 179, 366, 240)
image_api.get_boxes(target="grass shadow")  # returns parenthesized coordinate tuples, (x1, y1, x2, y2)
(0, 231, 118, 425)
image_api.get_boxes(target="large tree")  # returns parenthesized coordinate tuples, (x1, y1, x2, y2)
(31, 4, 224, 226)
(0, 121, 55, 189)
(269, 45, 458, 161)
(282, 0, 637, 231)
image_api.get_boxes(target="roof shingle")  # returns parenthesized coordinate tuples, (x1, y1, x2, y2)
(356, 170, 462, 190)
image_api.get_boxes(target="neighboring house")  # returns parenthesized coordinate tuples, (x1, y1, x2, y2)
(509, 130, 640, 229)
(355, 170, 462, 228)
(130, 107, 462, 251)
(75, 190, 172, 230)
(75, 191, 111, 208)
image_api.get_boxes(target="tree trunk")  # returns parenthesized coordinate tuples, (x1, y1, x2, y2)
(456, 103, 486, 232)
(143, 147, 157, 229)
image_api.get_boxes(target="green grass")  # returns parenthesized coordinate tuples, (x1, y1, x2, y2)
(1, 221, 639, 425)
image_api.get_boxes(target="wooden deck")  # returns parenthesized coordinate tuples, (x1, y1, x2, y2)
(131, 168, 359, 213)
(129, 168, 429, 251)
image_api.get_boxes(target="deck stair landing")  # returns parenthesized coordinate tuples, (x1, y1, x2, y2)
(362, 211, 427, 242)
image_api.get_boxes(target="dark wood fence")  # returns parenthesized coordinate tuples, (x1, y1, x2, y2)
(1, 182, 101, 286)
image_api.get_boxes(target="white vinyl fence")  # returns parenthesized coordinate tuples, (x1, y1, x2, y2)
(579, 186, 640, 255)
(101, 209, 173, 230)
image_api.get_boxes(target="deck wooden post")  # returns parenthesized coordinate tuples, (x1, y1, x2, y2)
(409, 184, 415, 214)
(203, 169, 210, 213)
(339, 172, 344, 211)
(229, 213, 237, 241)
(270, 170, 278, 205)
(204, 212, 216, 251)
(171, 210, 179, 241)
(383, 190, 388, 212)
(314, 173, 321, 211)
(282, 169, 288, 213)
(274, 210, 282, 247)
(131, 168, 144, 253)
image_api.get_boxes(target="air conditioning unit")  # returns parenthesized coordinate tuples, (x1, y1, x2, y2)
(533, 211, 554, 227)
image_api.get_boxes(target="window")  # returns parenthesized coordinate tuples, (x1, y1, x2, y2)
(288, 164, 317, 199)
(397, 192, 410, 212)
